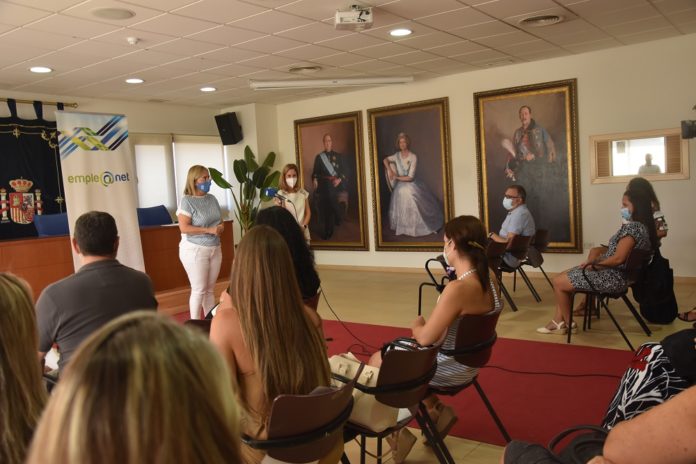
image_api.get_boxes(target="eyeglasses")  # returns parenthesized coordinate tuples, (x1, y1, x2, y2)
(504, 195, 520, 199)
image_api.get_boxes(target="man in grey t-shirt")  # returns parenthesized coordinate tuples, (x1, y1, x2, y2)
(488, 185, 536, 267)
(36, 211, 157, 373)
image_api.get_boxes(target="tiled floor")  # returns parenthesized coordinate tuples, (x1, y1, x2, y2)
(157, 268, 696, 464)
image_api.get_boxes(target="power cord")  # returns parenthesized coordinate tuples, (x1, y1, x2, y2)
(484, 365, 622, 379)
(319, 285, 380, 356)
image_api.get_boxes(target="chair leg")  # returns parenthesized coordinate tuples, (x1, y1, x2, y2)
(376, 436, 383, 464)
(513, 270, 517, 292)
(539, 266, 554, 290)
(518, 267, 541, 302)
(473, 379, 512, 443)
(598, 298, 635, 351)
(360, 434, 366, 464)
(341, 452, 351, 464)
(417, 282, 437, 317)
(414, 402, 455, 464)
(567, 293, 574, 345)
(621, 294, 652, 336)
(496, 277, 518, 312)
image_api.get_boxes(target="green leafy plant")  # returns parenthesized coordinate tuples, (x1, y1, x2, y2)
(209, 145, 280, 235)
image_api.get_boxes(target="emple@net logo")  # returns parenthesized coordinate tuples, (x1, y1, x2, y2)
(67, 171, 131, 187)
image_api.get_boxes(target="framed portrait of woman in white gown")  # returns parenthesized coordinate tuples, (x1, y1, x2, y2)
(368, 98, 453, 251)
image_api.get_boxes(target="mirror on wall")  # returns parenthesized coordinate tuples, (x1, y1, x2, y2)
(590, 128, 690, 184)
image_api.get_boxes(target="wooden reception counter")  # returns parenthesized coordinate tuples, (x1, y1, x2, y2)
(0, 220, 234, 299)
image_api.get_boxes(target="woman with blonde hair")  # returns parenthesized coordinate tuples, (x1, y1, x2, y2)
(26, 312, 241, 464)
(210, 225, 337, 463)
(0, 272, 47, 464)
(276, 163, 311, 242)
(177, 164, 225, 319)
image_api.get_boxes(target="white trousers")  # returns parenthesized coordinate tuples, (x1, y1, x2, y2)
(179, 239, 222, 319)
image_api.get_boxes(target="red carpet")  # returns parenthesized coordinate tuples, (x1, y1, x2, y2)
(323, 319, 634, 447)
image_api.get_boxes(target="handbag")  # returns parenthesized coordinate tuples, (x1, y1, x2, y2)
(329, 352, 398, 432)
(631, 248, 678, 324)
(548, 425, 608, 464)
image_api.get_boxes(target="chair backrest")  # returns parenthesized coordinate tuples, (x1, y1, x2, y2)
(184, 319, 212, 335)
(372, 341, 440, 408)
(486, 240, 508, 274)
(440, 309, 502, 367)
(33, 213, 69, 237)
(624, 247, 653, 283)
(507, 234, 533, 260)
(532, 229, 550, 253)
(136, 205, 173, 227)
(244, 369, 358, 463)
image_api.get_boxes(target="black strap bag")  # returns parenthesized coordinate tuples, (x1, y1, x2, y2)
(631, 248, 678, 324)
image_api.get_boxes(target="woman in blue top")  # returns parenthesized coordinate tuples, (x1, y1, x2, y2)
(177, 165, 224, 320)
(538, 188, 656, 334)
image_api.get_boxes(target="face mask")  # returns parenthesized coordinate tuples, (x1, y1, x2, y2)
(443, 240, 452, 266)
(620, 207, 631, 222)
(197, 180, 211, 193)
(502, 198, 514, 210)
(286, 176, 297, 188)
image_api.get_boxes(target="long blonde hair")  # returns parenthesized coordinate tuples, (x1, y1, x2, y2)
(0, 273, 46, 464)
(183, 164, 209, 196)
(229, 226, 330, 408)
(26, 312, 241, 464)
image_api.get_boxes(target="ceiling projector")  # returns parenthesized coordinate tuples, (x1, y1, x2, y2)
(335, 5, 373, 31)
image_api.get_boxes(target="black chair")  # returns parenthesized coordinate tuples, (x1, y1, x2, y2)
(417, 255, 452, 316)
(486, 240, 518, 312)
(568, 248, 653, 351)
(243, 366, 359, 463)
(500, 235, 540, 303)
(333, 341, 442, 464)
(427, 309, 511, 464)
(136, 205, 173, 227)
(518, 229, 554, 291)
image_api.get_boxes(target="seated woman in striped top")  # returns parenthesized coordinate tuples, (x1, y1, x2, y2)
(367, 215, 502, 462)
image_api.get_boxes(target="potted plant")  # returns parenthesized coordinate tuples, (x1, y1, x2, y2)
(209, 145, 280, 235)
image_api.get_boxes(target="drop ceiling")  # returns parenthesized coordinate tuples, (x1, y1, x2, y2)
(0, 0, 693, 108)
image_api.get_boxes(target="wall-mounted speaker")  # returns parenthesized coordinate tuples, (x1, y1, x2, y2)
(215, 112, 243, 145)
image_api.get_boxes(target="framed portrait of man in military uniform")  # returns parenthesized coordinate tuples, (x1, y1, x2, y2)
(294, 111, 369, 251)
(474, 79, 582, 253)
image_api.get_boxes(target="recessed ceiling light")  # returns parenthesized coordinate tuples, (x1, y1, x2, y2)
(91, 7, 136, 20)
(519, 14, 564, 27)
(390, 28, 412, 37)
(288, 66, 322, 74)
(125, 78, 144, 84)
(29, 66, 52, 73)
(200, 86, 217, 92)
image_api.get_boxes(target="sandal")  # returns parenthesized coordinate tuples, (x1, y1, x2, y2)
(386, 428, 416, 463)
(676, 308, 696, 323)
(536, 320, 577, 335)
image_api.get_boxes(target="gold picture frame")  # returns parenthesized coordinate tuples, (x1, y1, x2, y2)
(368, 97, 453, 251)
(474, 79, 582, 253)
(294, 111, 369, 251)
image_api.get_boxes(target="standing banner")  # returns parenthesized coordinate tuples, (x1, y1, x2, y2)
(56, 111, 144, 271)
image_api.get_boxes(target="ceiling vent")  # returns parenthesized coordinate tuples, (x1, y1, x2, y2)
(519, 14, 564, 27)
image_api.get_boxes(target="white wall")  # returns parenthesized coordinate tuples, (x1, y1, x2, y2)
(0, 88, 219, 135)
(273, 34, 696, 276)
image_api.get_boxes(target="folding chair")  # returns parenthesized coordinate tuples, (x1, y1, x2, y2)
(417, 255, 452, 316)
(568, 248, 653, 351)
(427, 309, 511, 464)
(243, 366, 359, 463)
(519, 229, 554, 291)
(486, 240, 518, 312)
(333, 341, 445, 464)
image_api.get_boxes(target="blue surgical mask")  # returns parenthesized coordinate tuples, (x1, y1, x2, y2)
(620, 207, 631, 221)
(502, 198, 514, 210)
(197, 180, 212, 193)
